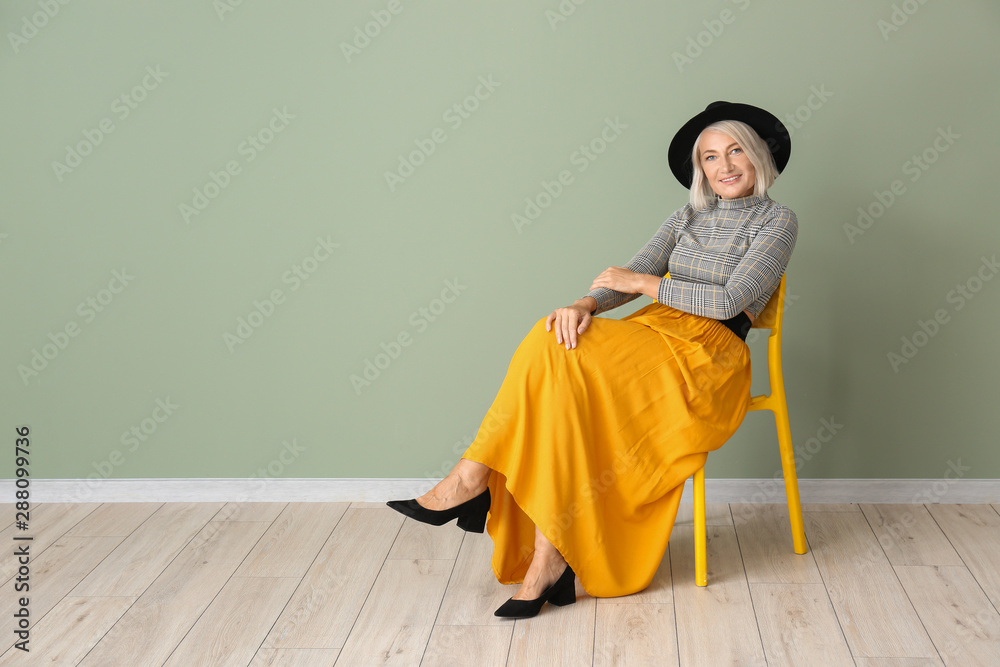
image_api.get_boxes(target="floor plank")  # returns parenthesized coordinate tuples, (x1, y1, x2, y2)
(64, 502, 161, 537)
(387, 516, 465, 561)
(235, 502, 348, 578)
(676, 502, 733, 527)
(214, 502, 287, 522)
(926, 504, 1000, 609)
(79, 520, 270, 667)
(335, 559, 454, 666)
(164, 576, 300, 667)
(861, 504, 964, 566)
(420, 625, 512, 667)
(750, 583, 854, 666)
(895, 564, 1000, 666)
(0, 536, 124, 655)
(249, 649, 341, 666)
(854, 659, 943, 666)
(70, 502, 224, 596)
(670, 525, 767, 666)
(505, 585, 596, 667)
(262, 507, 403, 650)
(593, 602, 678, 666)
(804, 511, 937, 659)
(435, 530, 517, 625)
(0, 503, 101, 580)
(0, 596, 134, 666)
(801, 503, 860, 512)
(733, 504, 821, 584)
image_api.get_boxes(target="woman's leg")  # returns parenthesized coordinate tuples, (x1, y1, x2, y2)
(414, 456, 568, 600)
(415, 457, 491, 511)
(512, 525, 569, 600)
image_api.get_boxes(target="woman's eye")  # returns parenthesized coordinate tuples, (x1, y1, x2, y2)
(731, 148, 742, 154)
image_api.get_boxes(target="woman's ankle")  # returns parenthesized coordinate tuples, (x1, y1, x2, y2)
(456, 458, 490, 492)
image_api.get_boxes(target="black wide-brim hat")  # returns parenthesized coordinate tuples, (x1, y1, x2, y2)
(667, 101, 791, 189)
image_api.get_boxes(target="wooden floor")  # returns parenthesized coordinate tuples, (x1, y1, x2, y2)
(1, 501, 999, 666)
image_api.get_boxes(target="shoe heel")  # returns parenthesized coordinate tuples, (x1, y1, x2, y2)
(548, 576, 577, 606)
(456, 508, 487, 533)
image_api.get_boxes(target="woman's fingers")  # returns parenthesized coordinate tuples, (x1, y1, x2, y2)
(560, 313, 574, 349)
(571, 313, 592, 348)
(546, 306, 591, 349)
(560, 310, 589, 349)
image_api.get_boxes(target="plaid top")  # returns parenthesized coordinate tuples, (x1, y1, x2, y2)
(584, 193, 798, 320)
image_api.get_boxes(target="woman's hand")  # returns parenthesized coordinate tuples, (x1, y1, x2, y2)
(545, 303, 592, 350)
(590, 267, 659, 296)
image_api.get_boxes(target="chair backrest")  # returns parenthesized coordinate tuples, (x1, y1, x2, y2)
(751, 273, 787, 334)
(747, 273, 789, 413)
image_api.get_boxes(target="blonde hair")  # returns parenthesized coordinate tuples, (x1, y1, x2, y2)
(689, 120, 778, 211)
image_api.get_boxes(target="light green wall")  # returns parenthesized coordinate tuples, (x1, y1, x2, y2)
(3, 1, 998, 482)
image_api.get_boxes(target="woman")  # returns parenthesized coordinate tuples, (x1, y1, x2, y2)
(387, 101, 798, 618)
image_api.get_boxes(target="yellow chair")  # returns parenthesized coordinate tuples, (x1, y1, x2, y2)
(692, 273, 808, 586)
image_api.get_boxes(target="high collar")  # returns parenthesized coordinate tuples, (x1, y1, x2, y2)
(714, 193, 770, 210)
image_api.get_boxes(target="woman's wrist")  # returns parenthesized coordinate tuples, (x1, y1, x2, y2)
(639, 274, 663, 301)
(575, 296, 598, 314)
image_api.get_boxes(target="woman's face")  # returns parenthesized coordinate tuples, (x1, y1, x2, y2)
(698, 130, 756, 199)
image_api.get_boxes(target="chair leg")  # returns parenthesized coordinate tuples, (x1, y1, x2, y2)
(774, 407, 808, 554)
(694, 466, 707, 586)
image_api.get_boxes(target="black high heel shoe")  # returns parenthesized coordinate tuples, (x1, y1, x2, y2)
(494, 564, 576, 618)
(385, 487, 491, 533)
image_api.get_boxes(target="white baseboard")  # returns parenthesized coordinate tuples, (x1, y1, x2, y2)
(3, 478, 998, 504)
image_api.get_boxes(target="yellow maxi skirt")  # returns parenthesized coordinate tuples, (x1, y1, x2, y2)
(461, 301, 752, 598)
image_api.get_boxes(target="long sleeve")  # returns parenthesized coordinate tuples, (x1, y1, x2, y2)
(582, 211, 681, 316)
(659, 206, 798, 319)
